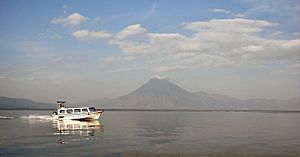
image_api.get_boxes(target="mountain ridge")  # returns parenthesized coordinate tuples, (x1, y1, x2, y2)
(1, 77, 299, 110)
(81, 77, 300, 110)
(0, 96, 55, 109)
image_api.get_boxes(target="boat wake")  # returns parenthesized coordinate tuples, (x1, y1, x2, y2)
(20, 115, 53, 120)
(0, 115, 15, 119)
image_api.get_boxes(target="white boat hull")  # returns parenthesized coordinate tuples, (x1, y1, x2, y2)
(52, 111, 102, 121)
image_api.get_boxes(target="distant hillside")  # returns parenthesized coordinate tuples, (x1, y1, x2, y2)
(2, 77, 299, 110)
(243, 98, 300, 110)
(82, 77, 300, 110)
(0, 97, 55, 109)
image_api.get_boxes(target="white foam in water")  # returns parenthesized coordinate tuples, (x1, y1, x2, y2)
(0, 115, 15, 119)
(20, 115, 54, 120)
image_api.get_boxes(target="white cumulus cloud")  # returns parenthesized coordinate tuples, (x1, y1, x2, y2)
(73, 18, 299, 74)
(51, 13, 88, 27)
(115, 24, 148, 40)
(73, 30, 112, 40)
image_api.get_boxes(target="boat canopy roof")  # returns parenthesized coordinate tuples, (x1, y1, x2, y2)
(57, 107, 95, 110)
(57, 100, 66, 103)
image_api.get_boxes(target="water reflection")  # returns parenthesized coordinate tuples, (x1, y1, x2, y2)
(136, 112, 185, 145)
(52, 120, 104, 144)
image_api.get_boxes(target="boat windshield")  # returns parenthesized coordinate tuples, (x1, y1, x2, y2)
(89, 107, 96, 112)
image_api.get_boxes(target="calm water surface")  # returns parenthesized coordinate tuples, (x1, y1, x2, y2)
(0, 110, 299, 157)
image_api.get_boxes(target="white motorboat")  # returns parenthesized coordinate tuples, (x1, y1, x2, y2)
(52, 100, 103, 121)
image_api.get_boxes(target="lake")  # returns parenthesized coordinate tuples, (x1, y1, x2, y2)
(0, 110, 299, 157)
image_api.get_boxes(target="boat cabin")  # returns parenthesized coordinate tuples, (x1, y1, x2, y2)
(54, 100, 98, 115)
(57, 107, 97, 115)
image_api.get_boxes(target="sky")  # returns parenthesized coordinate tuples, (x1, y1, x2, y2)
(0, 0, 299, 103)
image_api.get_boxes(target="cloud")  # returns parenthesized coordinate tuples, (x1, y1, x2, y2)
(115, 24, 148, 40)
(271, 61, 300, 75)
(154, 65, 187, 73)
(235, 13, 246, 18)
(240, 45, 264, 52)
(111, 24, 188, 57)
(292, 32, 300, 36)
(0, 74, 7, 79)
(146, 1, 157, 17)
(71, 18, 298, 73)
(183, 18, 278, 33)
(288, 62, 300, 69)
(93, 17, 101, 22)
(39, 33, 62, 40)
(73, 30, 112, 40)
(235, 0, 300, 23)
(279, 39, 300, 49)
(51, 13, 88, 27)
(22, 41, 49, 54)
(209, 8, 231, 14)
(26, 76, 37, 81)
(98, 56, 136, 63)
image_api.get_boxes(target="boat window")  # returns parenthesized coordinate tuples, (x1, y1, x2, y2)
(89, 107, 96, 112)
(59, 110, 65, 114)
(67, 109, 73, 114)
(82, 108, 88, 113)
(74, 109, 81, 113)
